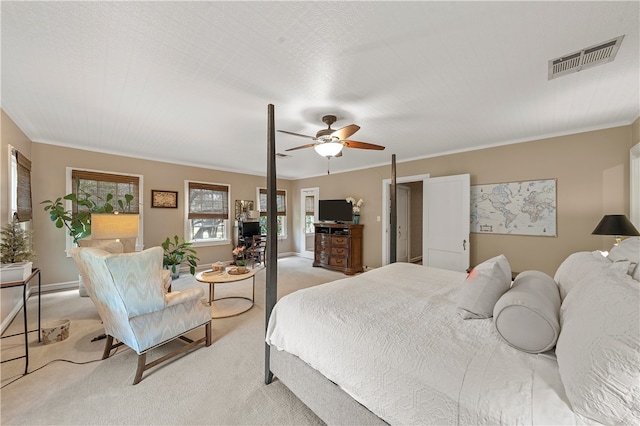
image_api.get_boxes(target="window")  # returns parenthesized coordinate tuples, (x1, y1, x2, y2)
(187, 181, 230, 244)
(7, 146, 32, 249)
(66, 168, 143, 251)
(258, 188, 287, 237)
(71, 169, 140, 214)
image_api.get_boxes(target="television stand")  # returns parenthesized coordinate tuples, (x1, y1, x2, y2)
(313, 223, 363, 275)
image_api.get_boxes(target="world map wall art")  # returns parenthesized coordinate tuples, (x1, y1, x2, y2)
(470, 179, 557, 237)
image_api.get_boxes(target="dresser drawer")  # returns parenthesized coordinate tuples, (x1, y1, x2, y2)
(330, 256, 348, 268)
(331, 236, 350, 247)
(331, 246, 349, 257)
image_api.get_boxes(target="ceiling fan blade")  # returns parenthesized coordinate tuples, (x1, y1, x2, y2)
(342, 140, 386, 150)
(285, 143, 317, 152)
(335, 150, 343, 158)
(277, 130, 316, 140)
(332, 124, 360, 140)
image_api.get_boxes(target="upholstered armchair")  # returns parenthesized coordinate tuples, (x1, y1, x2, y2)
(69, 246, 211, 385)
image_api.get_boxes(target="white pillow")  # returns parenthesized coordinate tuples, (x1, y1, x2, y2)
(553, 251, 611, 300)
(493, 270, 560, 353)
(555, 270, 640, 425)
(457, 254, 511, 319)
(608, 237, 640, 281)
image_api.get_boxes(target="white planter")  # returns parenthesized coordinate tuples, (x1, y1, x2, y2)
(0, 261, 33, 283)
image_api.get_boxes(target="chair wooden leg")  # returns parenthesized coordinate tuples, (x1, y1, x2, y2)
(133, 353, 146, 385)
(131, 321, 211, 385)
(102, 335, 114, 360)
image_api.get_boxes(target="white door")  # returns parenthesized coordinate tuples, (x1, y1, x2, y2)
(424, 174, 470, 271)
(300, 188, 319, 259)
(396, 185, 410, 262)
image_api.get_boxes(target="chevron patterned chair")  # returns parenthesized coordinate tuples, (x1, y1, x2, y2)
(70, 246, 211, 385)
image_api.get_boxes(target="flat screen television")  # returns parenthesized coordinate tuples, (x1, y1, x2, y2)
(241, 221, 261, 238)
(318, 199, 353, 223)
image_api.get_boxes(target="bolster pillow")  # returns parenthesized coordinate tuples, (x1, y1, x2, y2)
(493, 270, 561, 353)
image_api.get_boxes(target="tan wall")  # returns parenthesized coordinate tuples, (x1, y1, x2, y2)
(1, 110, 34, 324)
(292, 125, 634, 276)
(4, 110, 637, 286)
(31, 143, 293, 285)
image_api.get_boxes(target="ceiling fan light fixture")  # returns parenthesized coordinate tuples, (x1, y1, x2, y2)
(314, 142, 343, 157)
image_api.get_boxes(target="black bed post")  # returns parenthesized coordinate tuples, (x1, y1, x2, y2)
(390, 154, 397, 263)
(265, 104, 278, 385)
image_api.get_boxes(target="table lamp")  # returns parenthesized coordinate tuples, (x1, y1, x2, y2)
(591, 214, 640, 245)
(91, 213, 140, 252)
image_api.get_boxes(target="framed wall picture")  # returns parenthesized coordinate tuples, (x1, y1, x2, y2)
(151, 190, 178, 208)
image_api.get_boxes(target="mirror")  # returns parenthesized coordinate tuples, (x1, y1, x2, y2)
(235, 200, 254, 221)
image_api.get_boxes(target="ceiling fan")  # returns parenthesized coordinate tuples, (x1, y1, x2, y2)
(278, 115, 385, 158)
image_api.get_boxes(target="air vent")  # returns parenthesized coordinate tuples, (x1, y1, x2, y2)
(276, 153, 292, 159)
(548, 35, 624, 80)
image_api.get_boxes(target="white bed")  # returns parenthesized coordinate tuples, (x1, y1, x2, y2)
(266, 249, 640, 425)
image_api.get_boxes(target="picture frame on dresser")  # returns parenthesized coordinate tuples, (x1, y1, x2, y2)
(151, 190, 178, 208)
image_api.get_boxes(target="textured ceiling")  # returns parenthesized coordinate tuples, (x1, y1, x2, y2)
(2, 1, 639, 179)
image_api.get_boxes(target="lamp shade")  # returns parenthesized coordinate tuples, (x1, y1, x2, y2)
(591, 215, 640, 236)
(91, 213, 140, 239)
(314, 142, 343, 157)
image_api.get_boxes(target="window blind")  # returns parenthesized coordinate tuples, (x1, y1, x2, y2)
(305, 195, 315, 214)
(188, 182, 229, 220)
(259, 188, 286, 216)
(15, 150, 32, 222)
(71, 170, 140, 214)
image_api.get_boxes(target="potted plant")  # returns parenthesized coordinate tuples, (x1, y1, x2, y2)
(232, 245, 248, 273)
(161, 235, 199, 279)
(42, 184, 134, 243)
(0, 220, 36, 283)
(346, 197, 364, 224)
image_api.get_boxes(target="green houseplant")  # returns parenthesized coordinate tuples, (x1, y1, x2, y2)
(42, 185, 134, 243)
(161, 235, 199, 278)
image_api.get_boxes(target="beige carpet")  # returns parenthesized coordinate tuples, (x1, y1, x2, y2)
(1, 256, 345, 425)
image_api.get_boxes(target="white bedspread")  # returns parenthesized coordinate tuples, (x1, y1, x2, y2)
(266, 262, 597, 425)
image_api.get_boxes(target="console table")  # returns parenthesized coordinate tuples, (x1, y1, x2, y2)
(313, 223, 363, 275)
(0, 268, 42, 375)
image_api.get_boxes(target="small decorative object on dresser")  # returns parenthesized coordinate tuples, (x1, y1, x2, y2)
(346, 196, 363, 224)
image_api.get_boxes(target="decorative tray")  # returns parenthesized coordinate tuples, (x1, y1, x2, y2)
(227, 268, 250, 275)
(201, 270, 223, 278)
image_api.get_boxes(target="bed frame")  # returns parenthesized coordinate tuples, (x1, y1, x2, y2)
(263, 105, 396, 423)
(270, 347, 386, 425)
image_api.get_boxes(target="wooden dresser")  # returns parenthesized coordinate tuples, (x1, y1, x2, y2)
(313, 223, 363, 275)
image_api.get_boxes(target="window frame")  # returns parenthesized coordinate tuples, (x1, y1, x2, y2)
(257, 187, 287, 238)
(65, 167, 144, 253)
(184, 180, 231, 247)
